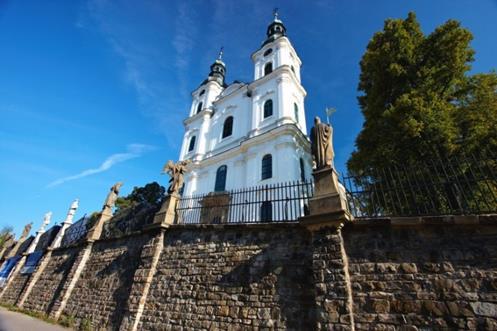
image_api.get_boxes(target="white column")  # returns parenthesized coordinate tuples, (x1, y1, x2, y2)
(51, 199, 79, 249)
(26, 212, 52, 254)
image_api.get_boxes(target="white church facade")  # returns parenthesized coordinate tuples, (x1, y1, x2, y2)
(178, 14, 312, 196)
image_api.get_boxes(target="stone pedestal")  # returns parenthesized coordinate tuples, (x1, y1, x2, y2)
(199, 192, 231, 224)
(300, 167, 352, 231)
(153, 193, 180, 227)
(85, 209, 112, 242)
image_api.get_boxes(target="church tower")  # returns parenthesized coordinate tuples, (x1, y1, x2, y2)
(179, 12, 312, 196)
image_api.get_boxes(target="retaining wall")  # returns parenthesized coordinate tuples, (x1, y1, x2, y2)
(1, 216, 496, 330)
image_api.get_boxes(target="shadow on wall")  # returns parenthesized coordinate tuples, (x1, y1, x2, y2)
(95, 249, 138, 329)
(216, 233, 317, 329)
(45, 251, 79, 315)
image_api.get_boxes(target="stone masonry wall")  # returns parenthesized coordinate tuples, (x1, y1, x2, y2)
(138, 224, 315, 330)
(62, 233, 152, 330)
(22, 246, 81, 314)
(342, 219, 497, 330)
(2, 216, 497, 330)
(1, 269, 30, 305)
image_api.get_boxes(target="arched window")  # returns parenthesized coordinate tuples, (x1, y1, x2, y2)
(300, 158, 305, 182)
(264, 62, 273, 76)
(263, 99, 273, 118)
(196, 102, 203, 114)
(261, 154, 272, 180)
(294, 103, 299, 123)
(263, 48, 273, 57)
(199, 89, 205, 96)
(261, 201, 272, 222)
(188, 136, 196, 152)
(222, 116, 233, 138)
(214, 165, 227, 192)
(291, 65, 295, 73)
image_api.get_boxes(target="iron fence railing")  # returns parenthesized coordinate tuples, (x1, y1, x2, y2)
(343, 152, 497, 218)
(176, 180, 314, 224)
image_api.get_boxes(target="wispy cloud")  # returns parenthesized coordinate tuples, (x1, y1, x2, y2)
(47, 144, 156, 188)
(77, 0, 187, 147)
(172, 2, 198, 96)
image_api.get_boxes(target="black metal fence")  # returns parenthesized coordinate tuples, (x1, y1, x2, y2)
(343, 152, 497, 218)
(176, 180, 314, 224)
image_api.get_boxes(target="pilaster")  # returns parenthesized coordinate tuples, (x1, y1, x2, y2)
(118, 229, 165, 331)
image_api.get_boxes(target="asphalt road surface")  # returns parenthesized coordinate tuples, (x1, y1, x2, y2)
(0, 307, 71, 331)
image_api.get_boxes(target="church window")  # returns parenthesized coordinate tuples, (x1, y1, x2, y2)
(261, 154, 272, 180)
(294, 103, 299, 123)
(196, 102, 203, 114)
(300, 158, 305, 182)
(214, 165, 227, 192)
(188, 136, 196, 152)
(291, 65, 295, 73)
(263, 99, 273, 118)
(222, 116, 233, 138)
(260, 201, 272, 222)
(264, 62, 273, 76)
(263, 48, 273, 57)
(199, 89, 205, 96)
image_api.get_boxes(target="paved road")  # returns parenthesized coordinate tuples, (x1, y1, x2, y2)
(0, 307, 71, 331)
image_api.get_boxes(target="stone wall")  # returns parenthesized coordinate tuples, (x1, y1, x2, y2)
(1, 270, 30, 305)
(1, 216, 496, 330)
(61, 233, 152, 330)
(22, 246, 81, 314)
(138, 224, 315, 330)
(342, 218, 497, 330)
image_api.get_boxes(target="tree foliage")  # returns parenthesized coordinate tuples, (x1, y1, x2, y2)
(0, 226, 14, 250)
(347, 12, 497, 216)
(348, 12, 497, 173)
(115, 182, 165, 213)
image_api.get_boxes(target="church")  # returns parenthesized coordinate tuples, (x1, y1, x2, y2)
(178, 13, 312, 196)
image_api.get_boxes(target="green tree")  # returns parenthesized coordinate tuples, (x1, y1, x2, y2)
(115, 182, 165, 213)
(347, 12, 497, 215)
(0, 226, 14, 250)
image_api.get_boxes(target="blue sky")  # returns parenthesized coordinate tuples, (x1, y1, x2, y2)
(1, 0, 496, 237)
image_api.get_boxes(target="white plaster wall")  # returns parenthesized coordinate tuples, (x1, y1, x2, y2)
(183, 131, 312, 196)
(179, 35, 310, 194)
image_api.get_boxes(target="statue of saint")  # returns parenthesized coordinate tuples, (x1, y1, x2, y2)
(20, 223, 33, 240)
(163, 160, 190, 194)
(310, 116, 334, 170)
(103, 182, 123, 210)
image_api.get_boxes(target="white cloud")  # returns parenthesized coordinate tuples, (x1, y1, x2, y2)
(47, 144, 156, 188)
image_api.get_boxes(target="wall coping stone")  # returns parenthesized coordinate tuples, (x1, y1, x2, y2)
(346, 214, 497, 227)
(169, 221, 303, 231)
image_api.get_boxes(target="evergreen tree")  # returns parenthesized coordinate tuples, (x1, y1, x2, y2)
(347, 12, 497, 215)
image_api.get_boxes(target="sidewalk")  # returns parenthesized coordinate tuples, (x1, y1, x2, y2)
(0, 307, 71, 331)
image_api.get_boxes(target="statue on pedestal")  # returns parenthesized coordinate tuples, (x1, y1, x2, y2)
(103, 182, 123, 210)
(310, 116, 334, 170)
(20, 223, 33, 240)
(162, 160, 189, 194)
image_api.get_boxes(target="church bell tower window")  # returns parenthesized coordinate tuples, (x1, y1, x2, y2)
(222, 116, 233, 138)
(196, 102, 203, 114)
(188, 136, 196, 152)
(264, 62, 273, 76)
(263, 99, 273, 118)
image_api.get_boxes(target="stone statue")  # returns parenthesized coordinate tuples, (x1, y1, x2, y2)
(103, 182, 123, 210)
(162, 160, 190, 194)
(20, 223, 32, 240)
(310, 116, 334, 170)
(40, 212, 52, 232)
